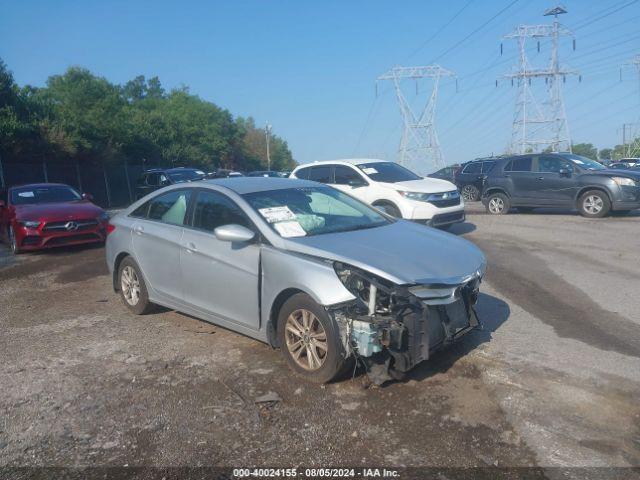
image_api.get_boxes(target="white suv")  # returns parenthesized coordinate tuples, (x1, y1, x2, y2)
(291, 159, 465, 229)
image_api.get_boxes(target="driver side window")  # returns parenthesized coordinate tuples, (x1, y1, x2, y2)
(191, 190, 252, 233)
(334, 166, 366, 186)
(538, 156, 573, 173)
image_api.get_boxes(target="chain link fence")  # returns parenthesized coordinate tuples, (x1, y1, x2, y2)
(0, 157, 154, 208)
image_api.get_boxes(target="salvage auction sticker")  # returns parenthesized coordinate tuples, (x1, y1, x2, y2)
(258, 206, 297, 223)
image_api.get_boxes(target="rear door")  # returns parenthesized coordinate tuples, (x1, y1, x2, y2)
(503, 156, 536, 202)
(131, 189, 192, 303)
(180, 189, 260, 328)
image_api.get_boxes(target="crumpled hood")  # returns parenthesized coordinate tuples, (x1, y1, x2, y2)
(282, 220, 486, 285)
(377, 177, 457, 194)
(15, 201, 104, 222)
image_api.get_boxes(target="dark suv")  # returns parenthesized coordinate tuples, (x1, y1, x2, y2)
(135, 168, 205, 199)
(454, 158, 497, 202)
(481, 153, 640, 217)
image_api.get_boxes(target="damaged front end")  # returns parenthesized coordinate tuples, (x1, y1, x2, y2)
(329, 262, 483, 385)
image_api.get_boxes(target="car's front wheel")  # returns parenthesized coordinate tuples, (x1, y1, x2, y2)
(461, 185, 480, 202)
(486, 192, 510, 215)
(8, 226, 21, 254)
(118, 257, 154, 314)
(374, 202, 401, 218)
(578, 190, 611, 218)
(277, 293, 346, 383)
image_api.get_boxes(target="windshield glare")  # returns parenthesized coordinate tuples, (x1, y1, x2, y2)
(356, 162, 421, 183)
(168, 170, 204, 183)
(561, 154, 605, 170)
(10, 186, 81, 205)
(243, 186, 391, 237)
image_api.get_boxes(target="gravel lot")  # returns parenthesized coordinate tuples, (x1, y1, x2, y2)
(1, 205, 639, 479)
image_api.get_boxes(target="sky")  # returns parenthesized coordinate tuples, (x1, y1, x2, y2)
(1, 0, 639, 167)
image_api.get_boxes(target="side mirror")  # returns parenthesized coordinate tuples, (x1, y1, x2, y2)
(559, 168, 572, 177)
(82, 193, 94, 201)
(348, 179, 366, 188)
(214, 224, 256, 243)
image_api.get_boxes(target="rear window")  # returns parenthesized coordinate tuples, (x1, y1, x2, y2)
(462, 162, 482, 174)
(481, 161, 496, 173)
(307, 166, 332, 184)
(294, 167, 311, 180)
(504, 157, 533, 172)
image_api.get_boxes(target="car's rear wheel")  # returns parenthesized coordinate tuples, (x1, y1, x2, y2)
(118, 257, 154, 314)
(578, 190, 611, 218)
(486, 193, 510, 215)
(278, 293, 346, 383)
(8, 226, 21, 254)
(461, 185, 480, 202)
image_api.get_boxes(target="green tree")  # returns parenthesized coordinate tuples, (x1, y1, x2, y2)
(571, 143, 598, 160)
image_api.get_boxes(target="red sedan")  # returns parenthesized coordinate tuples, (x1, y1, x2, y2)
(0, 183, 110, 254)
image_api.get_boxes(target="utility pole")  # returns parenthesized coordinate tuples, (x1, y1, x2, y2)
(265, 122, 272, 171)
(377, 65, 455, 176)
(621, 55, 640, 157)
(501, 5, 577, 154)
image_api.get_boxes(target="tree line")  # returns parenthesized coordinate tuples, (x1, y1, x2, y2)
(0, 58, 296, 172)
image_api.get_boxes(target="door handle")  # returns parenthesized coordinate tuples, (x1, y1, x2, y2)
(183, 242, 197, 253)
(537, 177, 544, 180)
(133, 225, 144, 235)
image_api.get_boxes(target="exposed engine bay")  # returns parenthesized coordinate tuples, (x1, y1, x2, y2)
(329, 262, 482, 385)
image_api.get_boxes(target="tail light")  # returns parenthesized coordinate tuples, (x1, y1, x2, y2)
(106, 223, 116, 235)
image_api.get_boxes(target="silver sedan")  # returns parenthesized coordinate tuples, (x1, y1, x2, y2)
(105, 178, 486, 384)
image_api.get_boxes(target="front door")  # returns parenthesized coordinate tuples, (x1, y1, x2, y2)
(180, 189, 260, 329)
(534, 155, 578, 206)
(331, 165, 370, 202)
(131, 189, 192, 302)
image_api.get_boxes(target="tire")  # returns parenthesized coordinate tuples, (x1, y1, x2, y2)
(461, 185, 480, 202)
(277, 293, 346, 383)
(8, 226, 21, 254)
(578, 190, 611, 218)
(374, 202, 401, 218)
(117, 257, 154, 314)
(486, 192, 510, 215)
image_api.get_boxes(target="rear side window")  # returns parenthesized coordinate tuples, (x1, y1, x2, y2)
(191, 190, 252, 232)
(481, 161, 496, 173)
(294, 167, 311, 180)
(462, 162, 482, 174)
(334, 165, 365, 185)
(308, 166, 332, 183)
(146, 189, 192, 225)
(504, 157, 533, 172)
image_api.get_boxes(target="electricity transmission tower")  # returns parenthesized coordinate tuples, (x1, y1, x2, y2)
(621, 54, 640, 157)
(377, 65, 455, 175)
(502, 5, 577, 154)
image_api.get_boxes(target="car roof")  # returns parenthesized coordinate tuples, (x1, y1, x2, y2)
(202, 177, 317, 194)
(145, 167, 202, 173)
(295, 158, 387, 168)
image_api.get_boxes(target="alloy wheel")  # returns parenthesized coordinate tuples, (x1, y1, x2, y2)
(488, 197, 505, 214)
(121, 266, 141, 306)
(461, 185, 478, 201)
(8, 227, 18, 253)
(284, 309, 328, 371)
(583, 195, 603, 215)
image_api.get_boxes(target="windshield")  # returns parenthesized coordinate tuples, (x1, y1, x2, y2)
(561, 154, 605, 171)
(168, 170, 205, 183)
(356, 162, 421, 183)
(243, 186, 391, 237)
(10, 185, 82, 205)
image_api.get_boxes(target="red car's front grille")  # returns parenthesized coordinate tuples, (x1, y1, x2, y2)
(42, 219, 99, 232)
(45, 233, 102, 246)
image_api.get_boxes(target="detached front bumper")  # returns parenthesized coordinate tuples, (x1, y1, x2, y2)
(328, 268, 482, 384)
